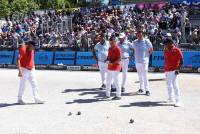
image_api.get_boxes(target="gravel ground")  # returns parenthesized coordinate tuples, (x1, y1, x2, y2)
(0, 69, 200, 134)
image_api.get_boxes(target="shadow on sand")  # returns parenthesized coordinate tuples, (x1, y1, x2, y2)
(120, 101, 174, 107)
(0, 102, 43, 108)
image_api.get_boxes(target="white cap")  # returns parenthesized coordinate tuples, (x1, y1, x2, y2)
(166, 33, 172, 37)
(119, 33, 126, 39)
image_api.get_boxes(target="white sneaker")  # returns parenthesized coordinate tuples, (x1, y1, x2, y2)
(18, 99, 26, 105)
(166, 98, 175, 103)
(175, 102, 182, 107)
(35, 98, 45, 104)
(106, 92, 111, 98)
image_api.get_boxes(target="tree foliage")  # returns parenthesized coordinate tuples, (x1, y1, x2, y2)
(0, 0, 10, 18)
(0, 0, 103, 18)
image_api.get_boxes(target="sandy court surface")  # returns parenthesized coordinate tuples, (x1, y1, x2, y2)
(0, 69, 200, 134)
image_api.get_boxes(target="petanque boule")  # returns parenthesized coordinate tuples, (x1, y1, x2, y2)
(129, 119, 134, 124)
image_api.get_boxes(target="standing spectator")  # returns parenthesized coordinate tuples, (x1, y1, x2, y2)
(131, 26, 153, 96)
(93, 33, 109, 89)
(164, 38, 183, 107)
(105, 35, 122, 100)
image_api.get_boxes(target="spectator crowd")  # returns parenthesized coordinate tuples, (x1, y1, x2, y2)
(0, 2, 200, 51)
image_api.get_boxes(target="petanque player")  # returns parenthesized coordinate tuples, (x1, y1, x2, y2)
(105, 35, 122, 100)
(131, 26, 153, 96)
(164, 38, 183, 107)
(93, 33, 110, 90)
(17, 40, 45, 104)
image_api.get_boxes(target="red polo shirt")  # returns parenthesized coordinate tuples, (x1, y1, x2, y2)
(18, 45, 34, 70)
(107, 45, 122, 71)
(164, 46, 183, 72)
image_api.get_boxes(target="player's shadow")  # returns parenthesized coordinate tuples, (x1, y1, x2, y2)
(135, 78, 165, 83)
(0, 103, 20, 108)
(62, 88, 100, 93)
(120, 101, 174, 107)
(0, 103, 43, 108)
(122, 92, 144, 96)
(63, 88, 111, 104)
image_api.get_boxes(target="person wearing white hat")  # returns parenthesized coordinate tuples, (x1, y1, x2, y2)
(118, 33, 131, 92)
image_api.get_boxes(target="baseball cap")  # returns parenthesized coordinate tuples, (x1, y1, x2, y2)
(163, 38, 174, 45)
(109, 35, 117, 42)
(119, 33, 126, 39)
(26, 40, 37, 46)
(166, 33, 172, 37)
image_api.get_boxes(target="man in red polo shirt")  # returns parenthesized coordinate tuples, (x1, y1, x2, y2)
(105, 35, 122, 100)
(17, 41, 44, 104)
(164, 38, 183, 107)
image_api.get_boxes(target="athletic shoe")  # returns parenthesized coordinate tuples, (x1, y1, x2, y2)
(174, 102, 182, 107)
(137, 89, 143, 94)
(145, 91, 150, 96)
(112, 96, 122, 100)
(18, 99, 26, 105)
(106, 92, 110, 98)
(121, 87, 125, 93)
(111, 88, 116, 92)
(166, 98, 175, 103)
(101, 84, 106, 90)
(35, 98, 45, 104)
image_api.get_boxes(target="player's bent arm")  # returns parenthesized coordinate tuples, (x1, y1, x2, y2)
(17, 59, 22, 77)
(178, 58, 183, 70)
(92, 49, 98, 61)
(149, 47, 153, 54)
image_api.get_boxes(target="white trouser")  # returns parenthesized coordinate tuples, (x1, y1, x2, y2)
(165, 71, 181, 102)
(18, 67, 40, 100)
(121, 58, 129, 88)
(106, 70, 121, 97)
(136, 63, 149, 91)
(98, 61, 108, 85)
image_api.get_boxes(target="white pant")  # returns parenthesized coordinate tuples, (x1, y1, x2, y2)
(18, 67, 40, 100)
(121, 59, 129, 88)
(98, 61, 108, 85)
(165, 71, 181, 102)
(106, 70, 121, 97)
(136, 63, 149, 91)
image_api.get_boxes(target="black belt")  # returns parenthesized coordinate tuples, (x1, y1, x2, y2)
(122, 58, 129, 59)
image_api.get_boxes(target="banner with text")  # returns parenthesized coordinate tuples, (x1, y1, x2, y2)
(0, 51, 14, 64)
(152, 51, 200, 68)
(54, 51, 75, 65)
(76, 52, 97, 66)
(35, 51, 54, 65)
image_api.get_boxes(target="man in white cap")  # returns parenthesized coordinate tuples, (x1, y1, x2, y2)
(93, 33, 110, 89)
(118, 33, 131, 92)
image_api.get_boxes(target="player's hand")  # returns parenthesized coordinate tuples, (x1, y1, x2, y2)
(18, 71, 22, 77)
(105, 60, 110, 64)
(93, 57, 98, 62)
(175, 70, 179, 75)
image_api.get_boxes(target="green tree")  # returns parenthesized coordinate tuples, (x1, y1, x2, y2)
(52, 0, 71, 9)
(11, 0, 38, 14)
(0, 0, 10, 18)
